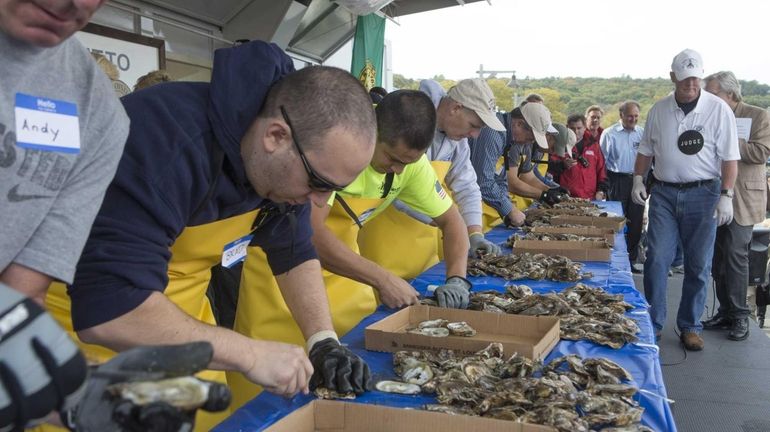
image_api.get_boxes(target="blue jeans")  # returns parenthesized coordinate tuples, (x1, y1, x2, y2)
(643, 180, 720, 333)
(671, 242, 683, 267)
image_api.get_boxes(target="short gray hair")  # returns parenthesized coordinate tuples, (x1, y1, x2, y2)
(619, 100, 641, 114)
(704, 71, 743, 102)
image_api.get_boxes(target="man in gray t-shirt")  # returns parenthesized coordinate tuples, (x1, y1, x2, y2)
(0, 1, 128, 429)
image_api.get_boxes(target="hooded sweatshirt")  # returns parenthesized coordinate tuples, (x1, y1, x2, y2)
(69, 41, 316, 331)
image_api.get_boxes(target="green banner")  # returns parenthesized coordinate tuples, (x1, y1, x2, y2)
(350, 13, 385, 90)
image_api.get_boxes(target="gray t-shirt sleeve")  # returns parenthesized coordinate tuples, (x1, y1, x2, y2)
(507, 142, 534, 174)
(10, 41, 129, 284)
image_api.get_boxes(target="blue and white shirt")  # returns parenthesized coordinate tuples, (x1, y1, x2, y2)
(600, 121, 644, 174)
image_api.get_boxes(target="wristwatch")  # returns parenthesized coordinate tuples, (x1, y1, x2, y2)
(720, 189, 734, 198)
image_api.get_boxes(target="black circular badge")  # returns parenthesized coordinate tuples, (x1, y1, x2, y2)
(677, 130, 704, 155)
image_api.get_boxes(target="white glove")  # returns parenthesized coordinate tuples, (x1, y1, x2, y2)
(714, 195, 733, 226)
(631, 175, 648, 205)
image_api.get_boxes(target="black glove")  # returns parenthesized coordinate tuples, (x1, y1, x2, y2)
(555, 186, 570, 196)
(435, 276, 472, 309)
(72, 342, 230, 432)
(0, 283, 88, 431)
(539, 188, 565, 206)
(308, 338, 370, 394)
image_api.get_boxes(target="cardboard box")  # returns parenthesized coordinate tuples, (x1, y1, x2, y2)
(365, 305, 559, 361)
(264, 399, 556, 432)
(530, 225, 615, 246)
(550, 215, 626, 232)
(511, 238, 611, 262)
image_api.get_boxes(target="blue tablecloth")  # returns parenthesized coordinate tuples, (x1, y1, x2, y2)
(215, 201, 677, 432)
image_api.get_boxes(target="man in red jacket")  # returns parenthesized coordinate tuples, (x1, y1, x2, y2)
(557, 114, 608, 199)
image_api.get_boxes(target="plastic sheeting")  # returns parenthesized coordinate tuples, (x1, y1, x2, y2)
(215, 201, 677, 432)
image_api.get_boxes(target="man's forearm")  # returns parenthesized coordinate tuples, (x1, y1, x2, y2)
(312, 224, 389, 288)
(721, 160, 738, 190)
(77, 291, 256, 373)
(521, 171, 549, 192)
(436, 207, 469, 278)
(0, 263, 53, 305)
(633, 154, 653, 177)
(275, 259, 334, 340)
(507, 175, 543, 198)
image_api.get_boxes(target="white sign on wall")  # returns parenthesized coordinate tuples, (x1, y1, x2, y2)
(75, 25, 164, 92)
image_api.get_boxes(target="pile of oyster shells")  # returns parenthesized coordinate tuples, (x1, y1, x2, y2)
(467, 252, 591, 282)
(507, 231, 611, 246)
(376, 343, 652, 432)
(467, 283, 638, 349)
(406, 319, 477, 337)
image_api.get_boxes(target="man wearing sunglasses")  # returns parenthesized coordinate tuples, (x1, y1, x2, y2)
(44, 40, 376, 430)
(229, 90, 471, 408)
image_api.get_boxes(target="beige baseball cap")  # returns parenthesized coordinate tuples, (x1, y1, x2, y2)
(447, 79, 505, 131)
(671, 48, 704, 81)
(521, 103, 558, 150)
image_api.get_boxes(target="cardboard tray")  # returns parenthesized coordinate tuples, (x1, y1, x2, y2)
(511, 238, 611, 262)
(264, 400, 556, 431)
(365, 305, 559, 361)
(529, 225, 615, 246)
(550, 215, 626, 232)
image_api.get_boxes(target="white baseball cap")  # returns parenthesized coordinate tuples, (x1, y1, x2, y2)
(521, 103, 558, 150)
(447, 79, 506, 131)
(671, 49, 704, 81)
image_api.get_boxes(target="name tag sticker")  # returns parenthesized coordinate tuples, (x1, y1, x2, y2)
(222, 234, 254, 268)
(14, 93, 80, 154)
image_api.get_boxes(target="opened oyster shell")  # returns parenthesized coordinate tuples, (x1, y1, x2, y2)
(375, 380, 421, 394)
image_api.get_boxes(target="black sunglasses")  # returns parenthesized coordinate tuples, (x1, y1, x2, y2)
(280, 106, 346, 192)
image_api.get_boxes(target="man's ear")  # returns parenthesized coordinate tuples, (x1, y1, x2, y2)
(262, 119, 290, 154)
(669, 72, 677, 84)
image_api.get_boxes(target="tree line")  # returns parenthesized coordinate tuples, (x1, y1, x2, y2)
(393, 74, 770, 128)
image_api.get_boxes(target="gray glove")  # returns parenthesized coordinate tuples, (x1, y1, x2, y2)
(469, 233, 501, 257)
(435, 276, 472, 309)
(0, 283, 88, 431)
(72, 342, 230, 432)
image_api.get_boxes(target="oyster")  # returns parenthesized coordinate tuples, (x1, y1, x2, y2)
(374, 380, 421, 395)
(395, 358, 434, 385)
(446, 321, 477, 337)
(418, 319, 449, 329)
(107, 376, 215, 410)
(313, 387, 355, 400)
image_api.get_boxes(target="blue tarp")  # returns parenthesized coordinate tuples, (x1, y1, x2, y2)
(215, 201, 677, 432)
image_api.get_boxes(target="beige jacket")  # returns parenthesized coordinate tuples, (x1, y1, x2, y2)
(733, 102, 770, 226)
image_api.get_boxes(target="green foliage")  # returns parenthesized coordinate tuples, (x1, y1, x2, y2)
(393, 74, 770, 127)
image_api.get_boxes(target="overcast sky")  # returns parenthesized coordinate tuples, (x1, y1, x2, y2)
(381, 0, 770, 84)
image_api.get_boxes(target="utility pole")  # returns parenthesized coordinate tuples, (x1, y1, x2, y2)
(477, 64, 519, 108)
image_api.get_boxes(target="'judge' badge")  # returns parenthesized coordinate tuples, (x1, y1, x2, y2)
(677, 130, 704, 155)
(14, 93, 80, 154)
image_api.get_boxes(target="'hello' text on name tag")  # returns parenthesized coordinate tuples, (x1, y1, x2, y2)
(14, 93, 80, 154)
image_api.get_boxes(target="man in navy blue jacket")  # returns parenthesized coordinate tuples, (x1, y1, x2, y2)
(47, 40, 377, 417)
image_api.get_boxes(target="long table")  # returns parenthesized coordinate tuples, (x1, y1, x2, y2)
(214, 201, 677, 431)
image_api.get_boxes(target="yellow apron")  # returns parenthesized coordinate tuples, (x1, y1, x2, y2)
(43, 211, 260, 432)
(228, 196, 383, 410)
(358, 161, 451, 278)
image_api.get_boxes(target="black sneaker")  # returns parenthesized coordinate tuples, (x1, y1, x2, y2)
(728, 318, 749, 341)
(702, 314, 732, 330)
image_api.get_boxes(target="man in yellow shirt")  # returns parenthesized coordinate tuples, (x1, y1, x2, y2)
(312, 90, 470, 309)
